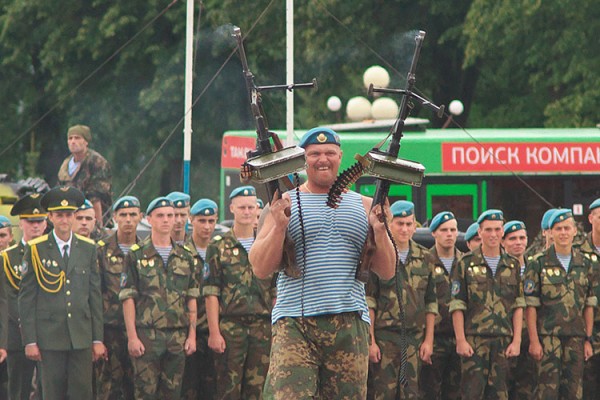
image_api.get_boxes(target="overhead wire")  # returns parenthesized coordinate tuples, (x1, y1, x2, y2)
(312, 0, 555, 209)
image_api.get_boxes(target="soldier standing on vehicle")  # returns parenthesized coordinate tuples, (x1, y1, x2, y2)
(204, 186, 275, 399)
(2, 195, 46, 400)
(181, 199, 219, 400)
(57, 125, 112, 227)
(524, 208, 596, 399)
(95, 196, 142, 400)
(450, 209, 524, 400)
(18, 186, 105, 400)
(420, 211, 462, 400)
(119, 197, 198, 399)
(501, 221, 535, 400)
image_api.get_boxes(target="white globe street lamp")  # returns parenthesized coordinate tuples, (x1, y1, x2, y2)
(449, 100, 464, 116)
(326, 96, 342, 112)
(363, 65, 390, 89)
(371, 97, 399, 120)
(346, 96, 372, 121)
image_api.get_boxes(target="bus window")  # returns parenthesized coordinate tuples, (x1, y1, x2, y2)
(426, 183, 479, 221)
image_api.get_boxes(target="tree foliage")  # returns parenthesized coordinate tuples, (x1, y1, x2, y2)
(0, 0, 596, 206)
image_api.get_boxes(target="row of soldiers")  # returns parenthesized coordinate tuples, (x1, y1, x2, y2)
(0, 184, 273, 400)
(1, 182, 600, 400)
(365, 199, 600, 400)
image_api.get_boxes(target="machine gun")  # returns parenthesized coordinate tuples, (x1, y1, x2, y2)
(233, 27, 317, 277)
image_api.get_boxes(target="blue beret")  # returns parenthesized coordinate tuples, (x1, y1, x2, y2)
(503, 220, 526, 237)
(541, 208, 558, 230)
(298, 127, 341, 149)
(229, 186, 257, 199)
(257, 199, 264, 209)
(113, 196, 141, 212)
(0, 215, 11, 228)
(166, 191, 191, 208)
(390, 200, 414, 218)
(589, 198, 600, 211)
(548, 209, 573, 229)
(77, 199, 93, 211)
(476, 209, 504, 224)
(429, 211, 455, 232)
(190, 199, 218, 216)
(146, 197, 173, 215)
(464, 222, 479, 242)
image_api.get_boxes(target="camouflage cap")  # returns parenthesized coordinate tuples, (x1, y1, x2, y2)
(166, 191, 191, 208)
(298, 127, 341, 149)
(429, 211, 455, 232)
(67, 124, 92, 142)
(390, 200, 414, 218)
(41, 186, 85, 212)
(464, 222, 479, 242)
(190, 199, 218, 216)
(503, 220, 526, 237)
(11, 193, 47, 221)
(112, 195, 141, 212)
(146, 196, 173, 215)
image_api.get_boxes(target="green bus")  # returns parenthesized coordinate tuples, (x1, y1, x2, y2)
(220, 121, 600, 236)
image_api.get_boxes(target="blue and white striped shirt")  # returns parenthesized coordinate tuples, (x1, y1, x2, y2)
(272, 191, 370, 324)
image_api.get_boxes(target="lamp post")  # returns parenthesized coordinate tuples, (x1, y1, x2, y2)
(442, 99, 464, 129)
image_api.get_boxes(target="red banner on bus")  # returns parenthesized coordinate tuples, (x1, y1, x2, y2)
(442, 142, 600, 172)
(221, 136, 256, 169)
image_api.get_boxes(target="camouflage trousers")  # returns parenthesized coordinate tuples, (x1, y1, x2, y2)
(6, 349, 36, 400)
(95, 326, 134, 400)
(508, 334, 536, 400)
(180, 329, 216, 400)
(263, 312, 369, 400)
(214, 315, 271, 400)
(132, 327, 187, 400)
(583, 352, 600, 400)
(535, 335, 584, 400)
(419, 334, 461, 400)
(367, 329, 422, 400)
(460, 335, 511, 400)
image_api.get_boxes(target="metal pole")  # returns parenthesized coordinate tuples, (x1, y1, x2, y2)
(183, 0, 194, 194)
(285, 0, 294, 146)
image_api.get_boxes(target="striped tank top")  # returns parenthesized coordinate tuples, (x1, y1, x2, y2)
(271, 190, 370, 324)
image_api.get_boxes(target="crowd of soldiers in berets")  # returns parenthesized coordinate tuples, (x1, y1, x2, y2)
(0, 124, 600, 400)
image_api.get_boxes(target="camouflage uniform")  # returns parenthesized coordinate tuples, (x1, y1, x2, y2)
(203, 230, 275, 400)
(572, 233, 600, 400)
(508, 256, 536, 400)
(119, 236, 199, 400)
(419, 247, 462, 400)
(523, 245, 597, 399)
(95, 232, 135, 400)
(57, 148, 112, 225)
(449, 247, 525, 400)
(180, 237, 216, 400)
(366, 240, 438, 400)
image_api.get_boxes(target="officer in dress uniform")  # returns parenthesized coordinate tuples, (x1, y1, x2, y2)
(2, 194, 47, 400)
(18, 186, 105, 400)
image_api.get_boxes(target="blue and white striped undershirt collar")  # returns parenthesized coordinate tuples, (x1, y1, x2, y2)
(483, 255, 501, 275)
(556, 253, 571, 271)
(155, 246, 172, 265)
(238, 237, 254, 254)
